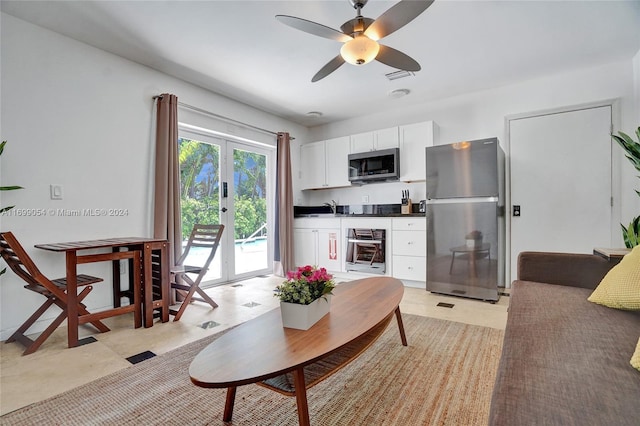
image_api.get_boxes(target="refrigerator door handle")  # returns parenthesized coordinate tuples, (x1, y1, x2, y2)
(426, 197, 499, 204)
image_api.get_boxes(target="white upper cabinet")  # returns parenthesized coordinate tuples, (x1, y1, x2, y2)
(350, 127, 399, 153)
(300, 136, 351, 190)
(300, 121, 437, 189)
(300, 141, 326, 190)
(325, 136, 351, 188)
(399, 121, 438, 182)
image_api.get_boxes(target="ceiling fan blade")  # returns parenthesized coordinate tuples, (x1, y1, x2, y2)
(375, 44, 421, 72)
(276, 15, 352, 42)
(365, 0, 435, 40)
(312, 55, 346, 82)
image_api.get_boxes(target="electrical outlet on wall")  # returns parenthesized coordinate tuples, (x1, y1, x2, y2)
(50, 184, 63, 200)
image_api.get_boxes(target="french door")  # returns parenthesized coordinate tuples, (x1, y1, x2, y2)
(178, 129, 273, 284)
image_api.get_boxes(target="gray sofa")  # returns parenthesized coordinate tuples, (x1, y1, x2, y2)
(489, 251, 640, 425)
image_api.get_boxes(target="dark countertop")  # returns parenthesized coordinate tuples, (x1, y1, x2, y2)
(295, 213, 425, 218)
(294, 204, 425, 218)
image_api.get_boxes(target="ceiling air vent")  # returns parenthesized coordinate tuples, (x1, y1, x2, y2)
(385, 70, 415, 81)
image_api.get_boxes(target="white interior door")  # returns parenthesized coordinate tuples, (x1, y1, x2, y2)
(509, 105, 612, 281)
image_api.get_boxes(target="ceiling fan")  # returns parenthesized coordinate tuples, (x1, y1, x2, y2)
(276, 0, 435, 82)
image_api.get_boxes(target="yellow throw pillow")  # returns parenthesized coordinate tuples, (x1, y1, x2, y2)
(587, 245, 640, 310)
(632, 338, 640, 372)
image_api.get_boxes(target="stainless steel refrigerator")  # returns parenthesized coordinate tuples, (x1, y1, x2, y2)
(425, 138, 505, 302)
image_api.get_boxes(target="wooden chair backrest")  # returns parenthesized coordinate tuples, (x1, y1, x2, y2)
(176, 224, 224, 281)
(0, 231, 65, 299)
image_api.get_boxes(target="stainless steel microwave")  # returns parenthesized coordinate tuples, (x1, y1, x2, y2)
(348, 148, 400, 184)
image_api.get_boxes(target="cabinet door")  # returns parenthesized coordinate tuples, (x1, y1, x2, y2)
(375, 127, 399, 150)
(294, 228, 317, 267)
(393, 230, 427, 256)
(316, 228, 341, 271)
(350, 131, 375, 153)
(300, 141, 326, 189)
(400, 121, 436, 182)
(392, 217, 427, 231)
(392, 255, 426, 281)
(325, 136, 351, 188)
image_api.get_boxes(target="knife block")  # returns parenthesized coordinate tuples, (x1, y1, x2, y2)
(401, 198, 412, 215)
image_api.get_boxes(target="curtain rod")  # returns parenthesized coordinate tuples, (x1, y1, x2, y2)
(153, 95, 284, 138)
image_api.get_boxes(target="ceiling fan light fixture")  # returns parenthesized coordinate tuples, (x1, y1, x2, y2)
(340, 34, 379, 66)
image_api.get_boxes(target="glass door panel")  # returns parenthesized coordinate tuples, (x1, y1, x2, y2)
(229, 143, 269, 277)
(178, 136, 225, 283)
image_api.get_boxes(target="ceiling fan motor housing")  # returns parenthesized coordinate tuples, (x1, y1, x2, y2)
(341, 17, 375, 36)
(349, 0, 369, 10)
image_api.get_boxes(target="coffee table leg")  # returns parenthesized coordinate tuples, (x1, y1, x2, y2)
(223, 386, 237, 421)
(293, 367, 310, 426)
(395, 307, 408, 346)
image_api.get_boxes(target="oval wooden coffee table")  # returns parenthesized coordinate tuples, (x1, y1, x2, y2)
(189, 276, 407, 425)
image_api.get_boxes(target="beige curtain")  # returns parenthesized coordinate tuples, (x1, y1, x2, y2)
(153, 93, 182, 266)
(274, 132, 295, 276)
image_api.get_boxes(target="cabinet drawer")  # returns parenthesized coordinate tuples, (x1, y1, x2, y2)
(393, 230, 426, 256)
(294, 218, 341, 229)
(392, 255, 426, 281)
(392, 218, 426, 231)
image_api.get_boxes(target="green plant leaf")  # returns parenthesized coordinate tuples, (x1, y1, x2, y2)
(0, 205, 15, 214)
(613, 127, 640, 246)
(621, 216, 640, 248)
(0, 185, 23, 191)
(0, 140, 6, 156)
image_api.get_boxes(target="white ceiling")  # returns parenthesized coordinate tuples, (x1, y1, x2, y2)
(2, 0, 640, 127)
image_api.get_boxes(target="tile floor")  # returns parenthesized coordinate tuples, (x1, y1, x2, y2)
(0, 275, 509, 415)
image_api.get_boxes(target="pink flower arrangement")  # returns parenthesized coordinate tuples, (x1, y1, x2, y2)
(275, 265, 335, 305)
(286, 265, 332, 282)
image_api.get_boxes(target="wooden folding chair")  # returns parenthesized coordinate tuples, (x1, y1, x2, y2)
(354, 229, 381, 265)
(170, 224, 224, 321)
(0, 231, 110, 355)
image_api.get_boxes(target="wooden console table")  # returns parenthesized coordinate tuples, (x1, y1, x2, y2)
(35, 237, 170, 347)
(593, 247, 631, 261)
(189, 276, 407, 426)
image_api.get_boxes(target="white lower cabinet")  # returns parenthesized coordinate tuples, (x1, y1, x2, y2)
(293, 217, 427, 283)
(392, 255, 427, 282)
(392, 218, 427, 282)
(293, 219, 341, 272)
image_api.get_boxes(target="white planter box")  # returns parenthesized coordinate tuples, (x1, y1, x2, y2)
(280, 295, 332, 330)
(466, 238, 483, 248)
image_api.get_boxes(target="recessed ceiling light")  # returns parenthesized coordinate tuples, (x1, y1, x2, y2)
(389, 89, 410, 99)
(306, 111, 323, 117)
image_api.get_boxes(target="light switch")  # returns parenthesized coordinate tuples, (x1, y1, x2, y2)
(50, 184, 63, 200)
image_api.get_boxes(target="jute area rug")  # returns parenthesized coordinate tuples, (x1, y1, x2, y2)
(1, 314, 504, 425)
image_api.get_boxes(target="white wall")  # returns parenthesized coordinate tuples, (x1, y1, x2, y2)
(301, 59, 639, 230)
(0, 13, 309, 340)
